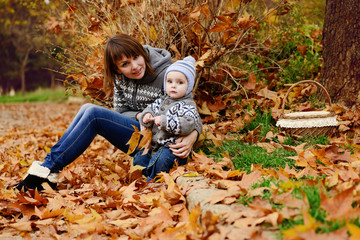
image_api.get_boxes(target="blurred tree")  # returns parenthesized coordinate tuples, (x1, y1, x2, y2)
(0, 0, 66, 95)
(321, 0, 360, 107)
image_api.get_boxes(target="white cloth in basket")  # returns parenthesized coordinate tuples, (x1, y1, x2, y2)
(276, 111, 338, 128)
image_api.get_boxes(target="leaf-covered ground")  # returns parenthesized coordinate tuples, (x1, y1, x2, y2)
(1, 97, 360, 239)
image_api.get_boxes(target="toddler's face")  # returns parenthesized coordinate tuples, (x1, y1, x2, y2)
(165, 71, 188, 99)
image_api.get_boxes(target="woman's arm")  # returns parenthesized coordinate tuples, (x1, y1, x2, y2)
(169, 130, 198, 158)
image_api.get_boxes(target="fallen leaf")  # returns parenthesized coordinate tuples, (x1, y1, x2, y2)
(126, 125, 140, 154)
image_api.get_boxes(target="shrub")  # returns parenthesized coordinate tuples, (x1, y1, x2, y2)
(45, 0, 293, 104)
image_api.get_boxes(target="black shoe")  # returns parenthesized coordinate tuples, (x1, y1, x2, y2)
(15, 174, 57, 191)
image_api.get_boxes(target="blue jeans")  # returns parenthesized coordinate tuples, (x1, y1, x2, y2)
(133, 146, 188, 181)
(42, 103, 140, 172)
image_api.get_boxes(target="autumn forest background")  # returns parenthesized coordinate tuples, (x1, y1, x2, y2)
(1, 0, 360, 239)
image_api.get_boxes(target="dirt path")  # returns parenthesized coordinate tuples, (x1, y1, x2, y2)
(0, 102, 82, 136)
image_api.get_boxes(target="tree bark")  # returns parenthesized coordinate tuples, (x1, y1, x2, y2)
(320, 0, 360, 108)
(50, 71, 56, 89)
(20, 47, 31, 96)
(20, 63, 26, 96)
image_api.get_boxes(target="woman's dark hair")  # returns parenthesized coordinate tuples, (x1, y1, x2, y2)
(103, 34, 155, 97)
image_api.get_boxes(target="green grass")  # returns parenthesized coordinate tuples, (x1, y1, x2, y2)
(241, 109, 277, 139)
(283, 134, 330, 147)
(204, 140, 297, 173)
(0, 87, 69, 103)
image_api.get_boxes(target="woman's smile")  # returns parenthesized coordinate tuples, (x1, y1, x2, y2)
(133, 68, 143, 76)
(116, 55, 146, 80)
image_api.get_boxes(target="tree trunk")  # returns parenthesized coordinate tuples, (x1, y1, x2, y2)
(50, 71, 56, 89)
(20, 47, 31, 96)
(20, 64, 26, 96)
(320, 0, 360, 108)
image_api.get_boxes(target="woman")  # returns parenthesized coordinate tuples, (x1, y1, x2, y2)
(16, 34, 199, 191)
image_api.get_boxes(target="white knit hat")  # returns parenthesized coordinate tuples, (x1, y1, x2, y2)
(164, 56, 196, 96)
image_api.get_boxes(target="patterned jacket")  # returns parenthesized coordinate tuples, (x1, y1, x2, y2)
(139, 93, 202, 155)
(113, 45, 172, 120)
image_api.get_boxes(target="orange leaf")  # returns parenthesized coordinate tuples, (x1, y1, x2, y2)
(297, 44, 307, 56)
(34, 189, 48, 205)
(243, 72, 256, 90)
(138, 128, 152, 155)
(200, 3, 210, 19)
(321, 186, 360, 220)
(35, 206, 64, 219)
(209, 22, 230, 33)
(225, 0, 242, 10)
(164, 178, 184, 205)
(188, 203, 203, 233)
(126, 125, 140, 154)
(9, 221, 32, 231)
(189, 6, 201, 21)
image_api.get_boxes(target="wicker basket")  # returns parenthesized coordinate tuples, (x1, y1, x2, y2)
(276, 80, 338, 137)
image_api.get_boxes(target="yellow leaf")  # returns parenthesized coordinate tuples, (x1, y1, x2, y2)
(126, 125, 140, 154)
(183, 172, 199, 177)
(198, 102, 212, 115)
(45, 146, 51, 153)
(196, 50, 211, 68)
(282, 208, 317, 238)
(63, 209, 84, 223)
(347, 223, 360, 240)
(327, 170, 339, 188)
(225, 0, 242, 10)
(88, 35, 104, 47)
(149, 25, 157, 41)
(227, 169, 244, 178)
(288, 86, 302, 98)
(280, 180, 296, 192)
(90, 208, 103, 222)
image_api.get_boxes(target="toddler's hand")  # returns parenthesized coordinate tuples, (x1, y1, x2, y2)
(153, 116, 162, 126)
(140, 124, 147, 132)
(142, 113, 154, 124)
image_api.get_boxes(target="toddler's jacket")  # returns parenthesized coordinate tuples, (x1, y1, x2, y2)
(139, 93, 202, 155)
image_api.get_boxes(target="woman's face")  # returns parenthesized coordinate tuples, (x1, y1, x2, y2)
(115, 54, 146, 79)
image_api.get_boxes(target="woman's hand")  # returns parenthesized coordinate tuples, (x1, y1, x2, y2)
(169, 130, 198, 158)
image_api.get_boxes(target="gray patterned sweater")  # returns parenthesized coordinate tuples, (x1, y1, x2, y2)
(113, 45, 172, 120)
(139, 93, 202, 155)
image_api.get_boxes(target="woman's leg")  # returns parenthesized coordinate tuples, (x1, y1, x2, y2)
(146, 146, 188, 181)
(42, 103, 140, 172)
(17, 103, 140, 191)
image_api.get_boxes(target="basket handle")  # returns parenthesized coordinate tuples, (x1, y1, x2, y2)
(280, 80, 335, 117)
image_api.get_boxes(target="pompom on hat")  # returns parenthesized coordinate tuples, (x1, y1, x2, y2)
(164, 56, 196, 96)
